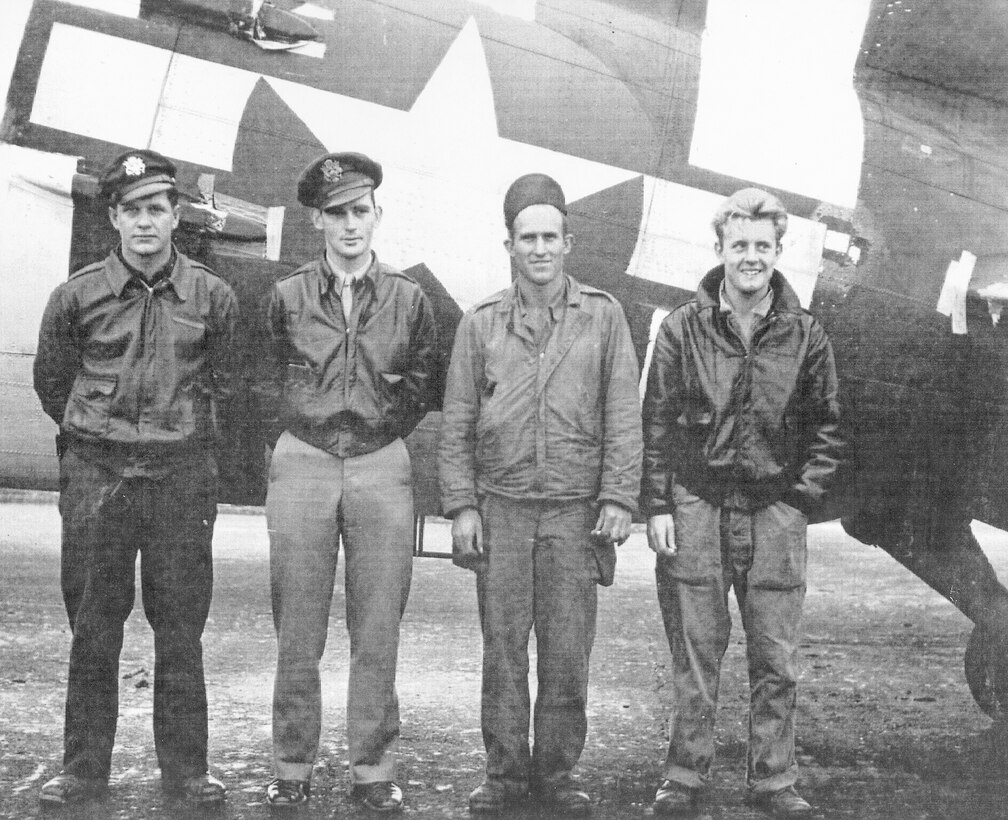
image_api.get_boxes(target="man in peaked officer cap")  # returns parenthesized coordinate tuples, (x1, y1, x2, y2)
(257, 151, 436, 812)
(34, 148, 237, 808)
(439, 173, 643, 815)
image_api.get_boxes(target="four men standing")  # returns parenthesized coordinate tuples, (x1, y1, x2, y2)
(439, 174, 643, 815)
(34, 145, 840, 819)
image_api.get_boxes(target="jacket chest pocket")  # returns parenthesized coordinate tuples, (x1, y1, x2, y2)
(66, 375, 116, 435)
(171, 314, 206, 357)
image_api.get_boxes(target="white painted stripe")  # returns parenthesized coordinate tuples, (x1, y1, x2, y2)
(265, 206, 285, 261)
(290, 3, 335, 21)
(32, 26, 261, 171)
(639, 308, 671, 399)
(689, 0, 868, 208)
(150, 53, 261, 170)
(30, 24, 171, 148)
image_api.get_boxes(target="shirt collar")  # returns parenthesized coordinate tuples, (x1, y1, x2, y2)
(515, 277, 568, 321)
(718, 277, 773, 318)
(320, 251, 377, 294)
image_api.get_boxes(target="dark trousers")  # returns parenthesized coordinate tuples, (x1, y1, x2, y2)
(476, 496, 600, 790)
(58, 447, 217, 782)
(655, 485, 806, 793)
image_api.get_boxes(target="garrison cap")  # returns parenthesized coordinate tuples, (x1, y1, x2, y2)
(297, 151, 382, 210)
(100, 149, 177, 205)
(503, 173, 567, 229)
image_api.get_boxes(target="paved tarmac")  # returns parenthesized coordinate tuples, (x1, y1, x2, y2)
(3, 497, 1008, 818)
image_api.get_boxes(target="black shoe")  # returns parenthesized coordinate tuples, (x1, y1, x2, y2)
(39, 773, 106, 807)
(352, 781, 404, 812)
(745, 786, 814, 818)
(653, 780, 700, 816)
(163, 773, 227, 805)
(266, 778, 310, 809)
(468, 780, 528, 814)
(532, 776, 591, 816)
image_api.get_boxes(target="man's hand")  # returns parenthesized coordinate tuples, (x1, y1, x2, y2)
(646, 513, 677, 558)
(451, 507, 484, 570)
(591, 502, 632, 546)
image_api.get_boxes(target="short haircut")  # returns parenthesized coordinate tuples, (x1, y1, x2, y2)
(711, 187, 788, 244)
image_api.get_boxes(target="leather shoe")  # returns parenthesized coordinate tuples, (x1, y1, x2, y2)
(745, 786, 814, 818)
(468, 780, 528, 814)
(39, 773, 105, 807)
(163, 773, 227, 805)
(266, 778, 310, 808)
(532, 776, 591, 816)
(351, 780, 403, 812)
(653, 780, 700, 816)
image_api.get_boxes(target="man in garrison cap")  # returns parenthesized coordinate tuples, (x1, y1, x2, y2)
(257, 152, 436, 812)
(439, 173, 642, 815)
(642, 188, 842, 818)
(33, 149, 237, 808)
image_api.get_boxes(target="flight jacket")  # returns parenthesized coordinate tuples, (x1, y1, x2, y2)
(641, 266, 843, 516)
(258, 254, 437, 457)
(33, 248, 238, 460)
(439, 275, 643, 517)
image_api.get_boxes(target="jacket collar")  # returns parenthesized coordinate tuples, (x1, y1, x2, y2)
(696, 265, 802, 315)
(494, 274, 585, 317)
(104, 246, 191, 300)
(318, 251, 379, 296)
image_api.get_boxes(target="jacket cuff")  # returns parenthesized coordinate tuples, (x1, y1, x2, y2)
(442, 498, 478, 519)
(643, 498, 673, 517)
(597, 494, 638, 517)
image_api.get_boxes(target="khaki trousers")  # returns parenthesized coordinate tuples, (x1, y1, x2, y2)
(267, 432, 414, 784)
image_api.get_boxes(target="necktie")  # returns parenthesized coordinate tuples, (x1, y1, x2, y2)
(340, 276, 353, 322)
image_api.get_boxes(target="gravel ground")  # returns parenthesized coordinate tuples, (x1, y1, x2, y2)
(2, 499, 1008, 818)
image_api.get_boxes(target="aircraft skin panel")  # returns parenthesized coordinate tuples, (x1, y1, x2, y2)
(2, 0, 1008, 531)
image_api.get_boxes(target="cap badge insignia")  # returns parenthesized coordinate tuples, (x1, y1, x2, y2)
(322, 159, 343, 183)
(123, 155, 146, 177)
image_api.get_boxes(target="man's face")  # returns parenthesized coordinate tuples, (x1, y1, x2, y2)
(109, 191, 179, 261)
(717, 217, 781, 299)
(312, 192, 381, 265)
(505, 204, 572, 288)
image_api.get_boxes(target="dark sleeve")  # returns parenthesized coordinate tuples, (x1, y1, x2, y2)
(204, 282, 240, 441)
(251, 285, 287, 447)
(641, 315, 684, 516)
(788, 318, 843, 511)
(438, 311, 482, 518)
(33, 286, 80, 426)
(393, 287, 438, 439)
(597, 302, 643, 514)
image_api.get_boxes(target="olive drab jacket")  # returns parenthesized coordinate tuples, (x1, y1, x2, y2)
(641, 267, 843, 517)
(439, 275, 642, 518)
